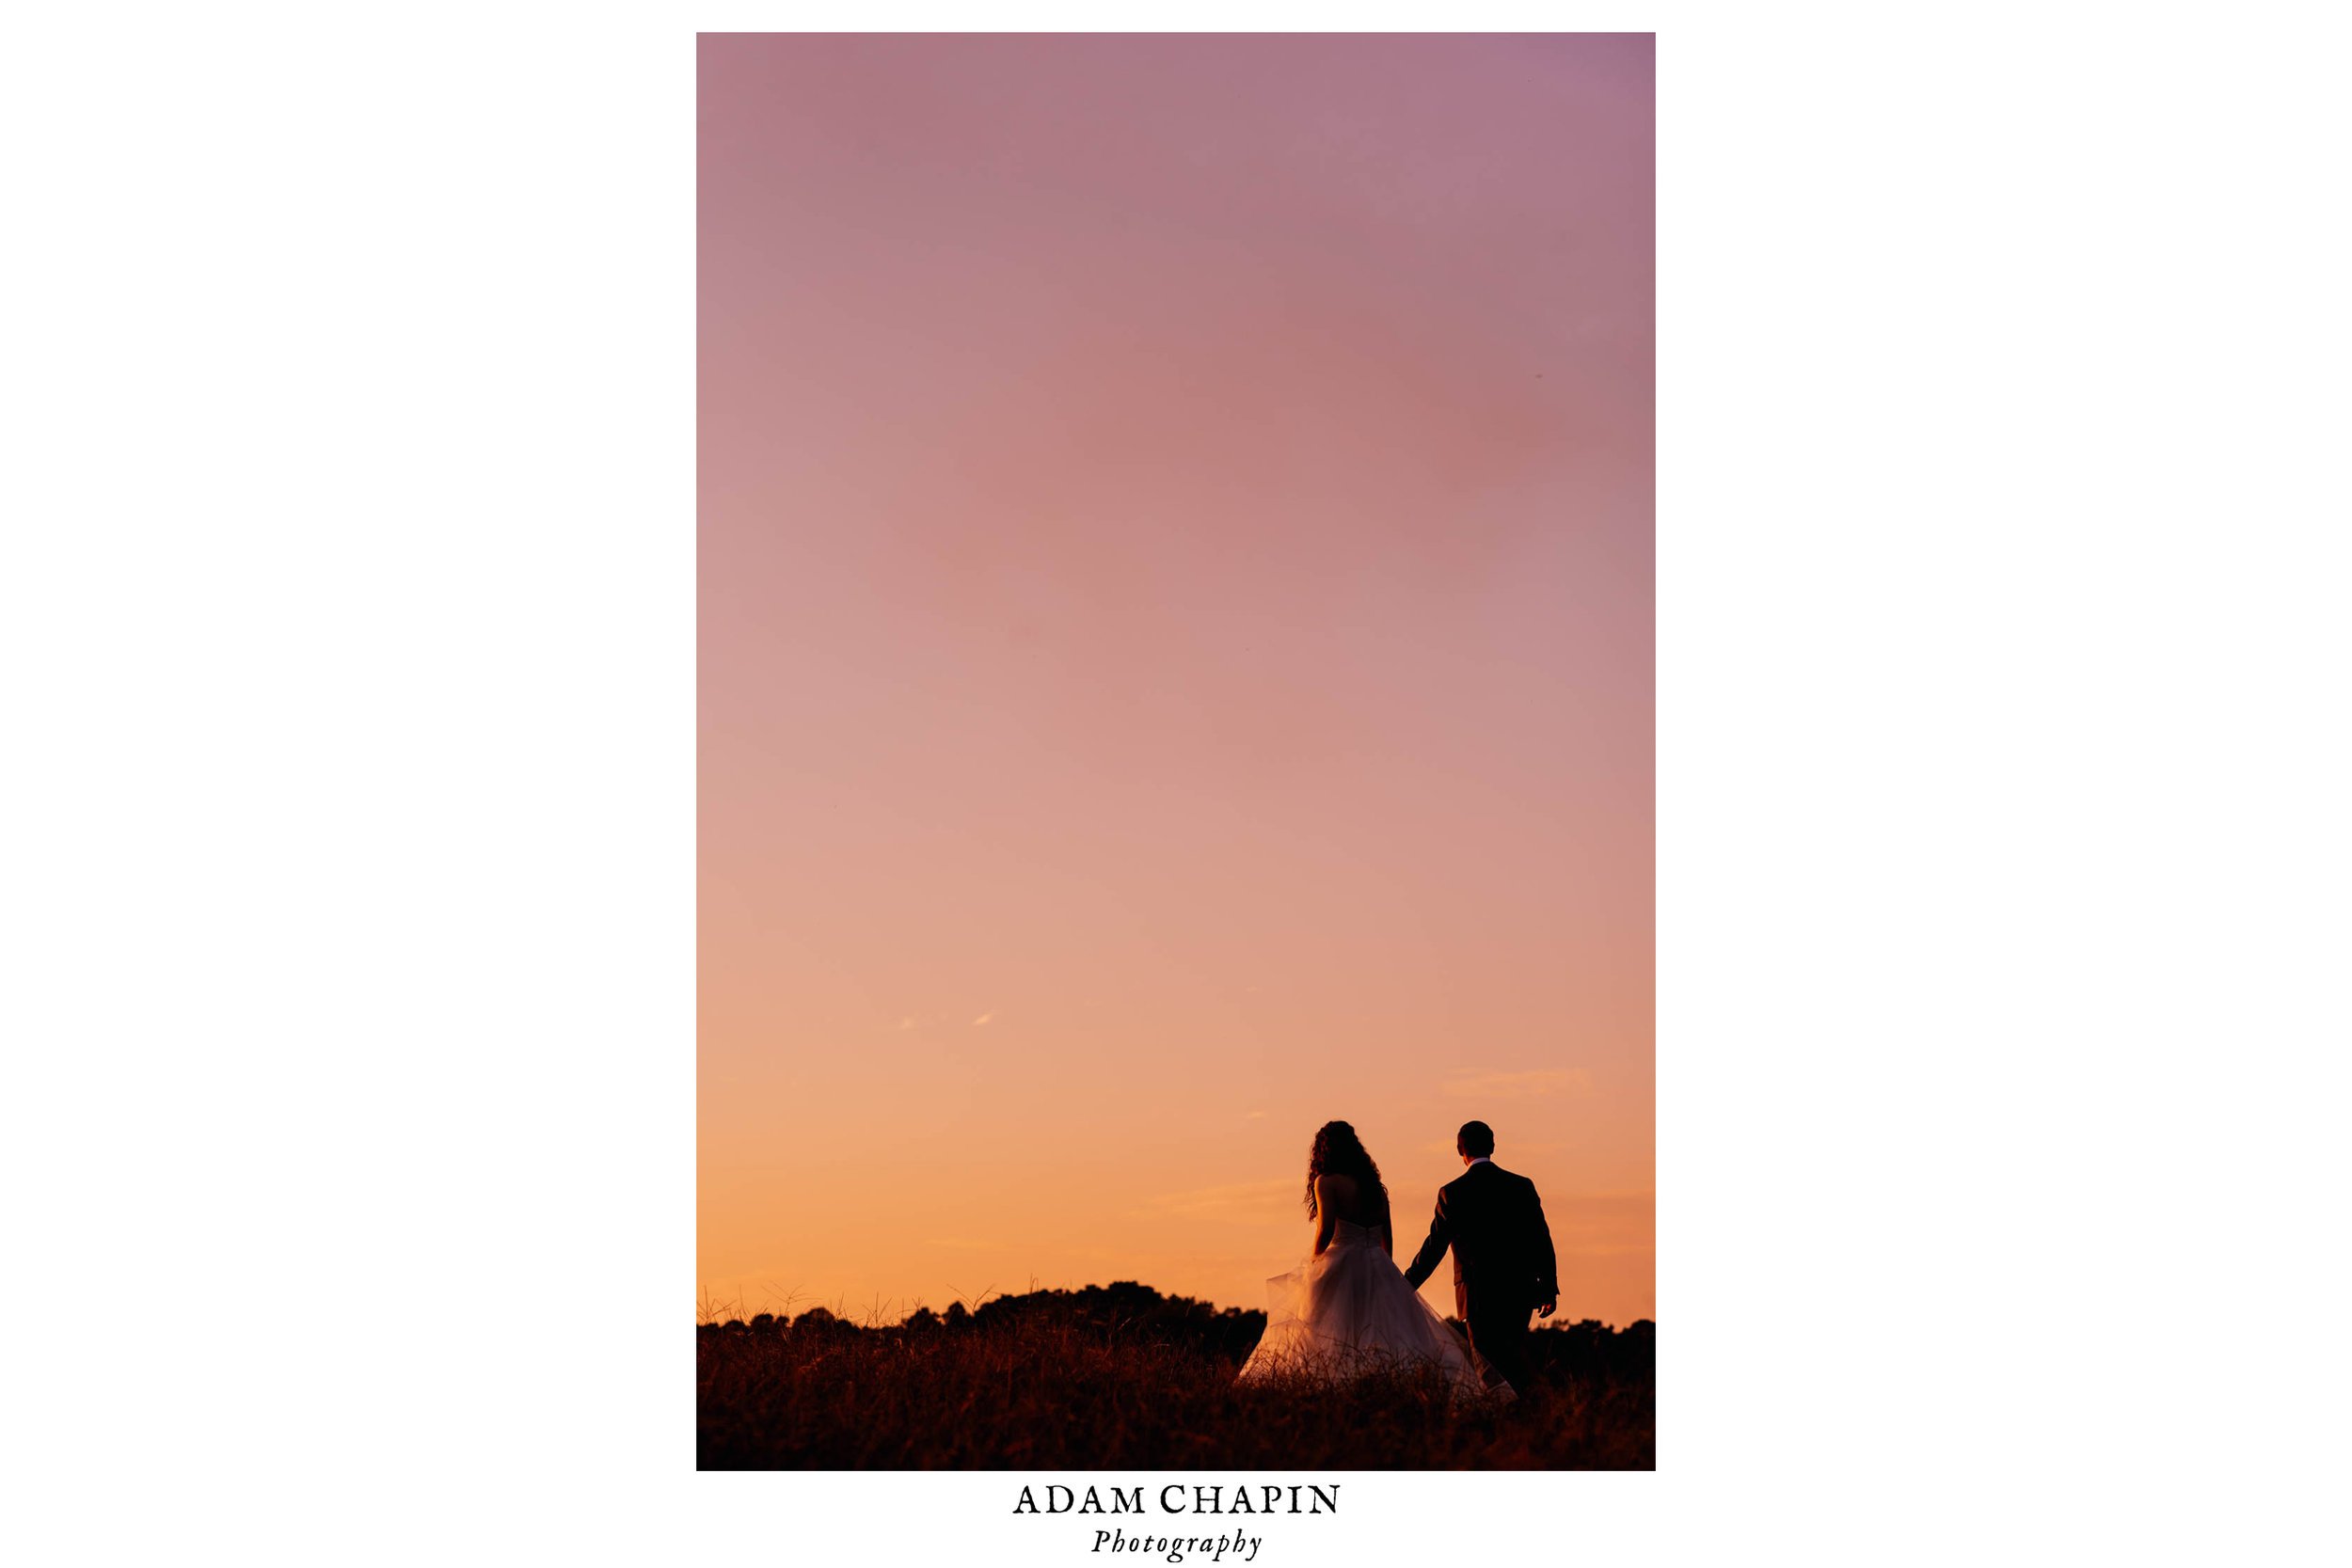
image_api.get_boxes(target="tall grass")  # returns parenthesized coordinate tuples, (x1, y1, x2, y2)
(697, 1286, 1652, 1469)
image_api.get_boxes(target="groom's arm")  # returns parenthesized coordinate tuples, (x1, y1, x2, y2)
(1401, 1192, 1452, 1290)
(1529, 1182, 1560, 1315)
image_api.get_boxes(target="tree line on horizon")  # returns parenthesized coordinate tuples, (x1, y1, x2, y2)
(699, 1278, 1655, 1382)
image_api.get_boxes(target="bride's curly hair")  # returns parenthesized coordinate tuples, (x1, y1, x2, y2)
(1304, 1120, 1389, 1221)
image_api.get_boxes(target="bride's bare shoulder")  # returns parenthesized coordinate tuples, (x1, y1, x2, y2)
(1315, 1171, 1360, 1208)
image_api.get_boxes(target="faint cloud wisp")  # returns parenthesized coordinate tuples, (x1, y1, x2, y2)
(1441, 1069, 1592, 1100)
(1137, 1179, 1299, 1224)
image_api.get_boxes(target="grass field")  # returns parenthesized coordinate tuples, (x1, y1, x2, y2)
(697, 1282, 1652, 1469)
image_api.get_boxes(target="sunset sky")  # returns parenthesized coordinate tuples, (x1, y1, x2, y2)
(699, 34, 1653, 1327)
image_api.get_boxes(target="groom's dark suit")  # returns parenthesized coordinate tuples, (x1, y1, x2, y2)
(1402, 1160, 1558, 1395)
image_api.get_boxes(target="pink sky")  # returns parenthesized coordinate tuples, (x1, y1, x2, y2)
(699, 34, 1653, 1325)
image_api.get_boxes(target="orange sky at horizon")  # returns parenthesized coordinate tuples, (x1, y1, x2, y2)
(699, 34, 1653, 1327)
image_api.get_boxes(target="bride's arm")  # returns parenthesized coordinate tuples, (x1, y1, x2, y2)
(1311, 1176, 1337, 1258)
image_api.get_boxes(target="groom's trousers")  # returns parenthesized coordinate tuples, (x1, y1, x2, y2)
(1465, 1295, 1535, 1395)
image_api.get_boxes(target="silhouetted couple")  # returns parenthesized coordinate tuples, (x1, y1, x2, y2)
(1236, 1118, 1559, 1400)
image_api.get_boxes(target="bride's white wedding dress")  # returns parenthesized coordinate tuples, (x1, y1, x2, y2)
(1235, 1219, 1490, 1397)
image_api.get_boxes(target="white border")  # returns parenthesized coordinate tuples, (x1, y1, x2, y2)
(7, 6, 2347, 1565)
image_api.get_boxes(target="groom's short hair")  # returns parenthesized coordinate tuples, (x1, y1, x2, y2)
(1456, 1120, 1495, 1158)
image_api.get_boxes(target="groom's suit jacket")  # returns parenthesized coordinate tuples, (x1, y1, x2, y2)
(1401, 1161, 1559, 1319)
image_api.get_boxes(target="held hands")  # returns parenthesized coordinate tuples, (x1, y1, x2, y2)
(1536, 1296, 1557, 1319)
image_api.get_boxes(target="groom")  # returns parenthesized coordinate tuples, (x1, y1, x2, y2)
(1402, 1119, 1560, 1397)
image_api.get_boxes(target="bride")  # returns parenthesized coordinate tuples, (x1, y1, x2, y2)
(1236, 1120, 1492, 1398)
